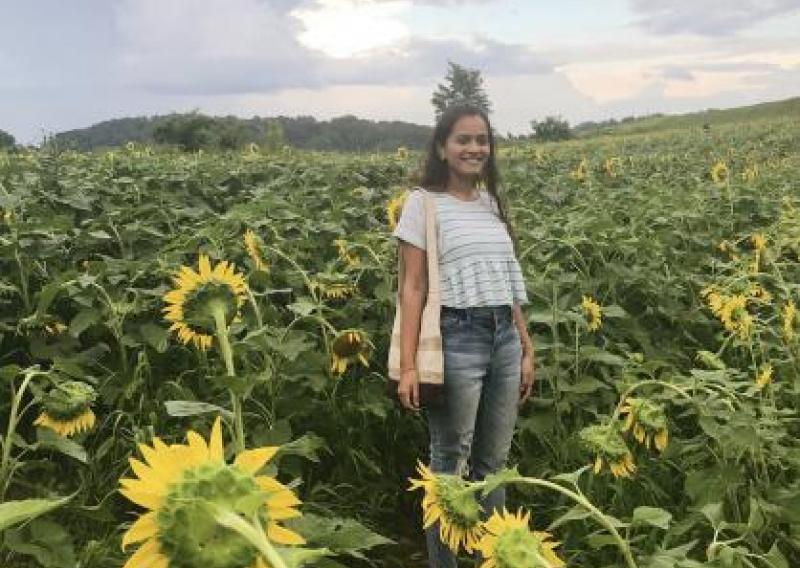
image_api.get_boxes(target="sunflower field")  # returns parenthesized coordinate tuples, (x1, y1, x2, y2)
(1, 114, 800, 567)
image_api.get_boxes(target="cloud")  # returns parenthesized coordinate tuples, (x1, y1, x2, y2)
(630, 0, 800, 36)
(115, 0, 552, 95)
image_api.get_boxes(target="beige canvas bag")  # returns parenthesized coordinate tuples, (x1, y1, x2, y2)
(387, 189, 444, 405)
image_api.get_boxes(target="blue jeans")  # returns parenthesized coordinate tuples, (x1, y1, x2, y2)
(425, 305, 522, 568)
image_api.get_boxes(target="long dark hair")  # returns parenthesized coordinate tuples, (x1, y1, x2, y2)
(417, 104, 518, 251)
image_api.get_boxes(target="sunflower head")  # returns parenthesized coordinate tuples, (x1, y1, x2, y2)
(570, 158, 588, 183)
(333, 239, 360, 268)
(386, 190, 409, 231)
(163, 253, 249, 351)
(602, 157, 621, 178)
(396, 146, 409, 160)
(120, 416, 305, 568)
(244, 230, 268, 272)
(620, 397, 669, 452)
(579, 423, 636, 478)
(756, 363, 773, 389)
(312, 273, 357, 300)
(751, 232, 767, 252)
(330, 329, 371, 375)
(34, 381, 97, 437)
(581, 295, 602, 332)
(710, 161, 728, 183)
(408, 462, 484, 554)
(477, 509, 565, 568)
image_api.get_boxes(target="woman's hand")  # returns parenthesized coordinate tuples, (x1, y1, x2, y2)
(398, 369, 420, 410)
(519, 352, 535, 405)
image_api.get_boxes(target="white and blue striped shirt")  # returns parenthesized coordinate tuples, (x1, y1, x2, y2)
(393, 188, 529, 308)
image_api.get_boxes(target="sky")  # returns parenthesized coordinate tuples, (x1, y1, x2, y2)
(1, 0, 799, 144)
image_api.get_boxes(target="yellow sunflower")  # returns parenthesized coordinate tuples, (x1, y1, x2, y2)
(476, 508, 565, 568)
(408, 462, 485, 554)
(782, 300, 797, 341)
(333, 239, 360, 268)
(755, 364, 773, 389)
(570, 158, 588, 183)
(386, 190, 409, 231)
(330, 329, 371, 375)
(163, 253, 248, 351)
(581, 295, 602, 332)
(710, 161, 728, 183)
(34, 381, 97, 437)
(602, 157, 621, 178)
(579, 424, 636, 478)
(244, 230, 268, 272)
(620, 397, 669, 452)
(119, 416, 304, 568)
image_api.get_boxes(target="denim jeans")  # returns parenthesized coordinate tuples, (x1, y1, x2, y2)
(425, 305, 522, 568)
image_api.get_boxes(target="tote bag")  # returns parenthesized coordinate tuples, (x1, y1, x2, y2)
(387, 189, 444, 406)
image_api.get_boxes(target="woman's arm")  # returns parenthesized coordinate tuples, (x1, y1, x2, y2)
(512, 302, 535, 403)
(398, 241, 427, 410)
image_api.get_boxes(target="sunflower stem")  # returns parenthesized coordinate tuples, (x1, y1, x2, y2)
(510, 477, 638, 568)
(212, 306, 245, 453)
(1, 368, 38, 500)
(214, 510, 289, 568)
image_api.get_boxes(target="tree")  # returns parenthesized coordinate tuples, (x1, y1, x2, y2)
(431, 61, 491, 120)
(0, 129, 15, 149)
(153, 112, 218, 151)
(262, 120, 285, 151)
(530, 115, 572, 142)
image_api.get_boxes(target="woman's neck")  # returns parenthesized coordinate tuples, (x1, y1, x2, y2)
(445, 176, 478, 199)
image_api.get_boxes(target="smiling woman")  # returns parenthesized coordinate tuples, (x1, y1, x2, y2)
(292, 0, 410, 58)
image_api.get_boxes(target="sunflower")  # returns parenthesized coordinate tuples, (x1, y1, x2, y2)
(311, 273, 357, 300)
(244, 230, 268, 272)
(330, 329, 371, 375)
(408, 462, 485, 554)
(755, 364, 773, 389)
(396, 146, 409, 160)
(163, 253, 248, 352)
(333, 239, 359, 268)
(570, 158, 588, 183)
(710, 161, 728, 183)
(34, 381, 97, 437)
(751, 233, 767, 252)
(386, 190, 408, 231)
(747, 283, 772, 303)
(579, 424, 636, 478)
(782, 300, 797, 341)
(119, 416, 304, 568)
(620, 397, 669, 452)
(602, 157, 621, 178)
(476, 508, 565, 568)
(702, 289, 753, 340)
(581, 295, 602, 332)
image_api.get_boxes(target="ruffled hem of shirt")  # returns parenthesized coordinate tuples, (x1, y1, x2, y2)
(439, 258, 528, 307)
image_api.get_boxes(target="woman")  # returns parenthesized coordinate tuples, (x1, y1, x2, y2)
(392, 104, 535, 567)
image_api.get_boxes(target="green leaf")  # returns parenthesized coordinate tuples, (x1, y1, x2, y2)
(3, 518, 76, 568)
(0, 496, 71, 532)
(277, 546, 333, 568)
(0, 364, 21, 382)
(164, 400, 233, 420)
(68, 308, 99, 338)
(286, 513, 393, 559)
(279, 433, 330, 463)
(551, 465, 590, 487)
(36, 429, 88, 463)
(481, 467, 522, 497)
(35, 281, 62, 317)
(601, 305, 628, 318)
(581, 347, 627, 366)
(763, 543, 789, 568)
(632, 506, 672, 530)
(140, 323, 169, 353)
(547, 504, 592, 531)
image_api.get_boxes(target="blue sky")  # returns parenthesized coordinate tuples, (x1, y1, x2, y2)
(1, 0, 799, 144)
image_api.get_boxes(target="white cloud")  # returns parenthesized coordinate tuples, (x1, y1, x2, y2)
(293, 0, 411, 58)
(630, 0, 800, 36)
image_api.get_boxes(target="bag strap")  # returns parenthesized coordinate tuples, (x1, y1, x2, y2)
(395, 188, 439, 304)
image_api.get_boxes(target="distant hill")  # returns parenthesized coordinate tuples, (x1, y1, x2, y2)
(52, 113, 433, 153)
(574, 96, 800, 137)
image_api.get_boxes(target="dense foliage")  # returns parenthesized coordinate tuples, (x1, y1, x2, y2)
(52, 114, 433, 153)
(1, 113, 800, 567)
(0, 129, 14, 149)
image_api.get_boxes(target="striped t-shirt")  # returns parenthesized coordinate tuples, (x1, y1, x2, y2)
(393, 188, 529, 308)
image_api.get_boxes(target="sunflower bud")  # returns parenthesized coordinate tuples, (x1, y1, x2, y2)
(34, 381, 97, 437)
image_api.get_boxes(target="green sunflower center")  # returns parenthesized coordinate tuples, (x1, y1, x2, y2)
(43, 381, 96, 421)
(183, 284, 240, 333)
(494, 527, 550, 568)
(579, 424, 629, 461)
(436, 477, 482, 530)
(157, 463, 267, 568)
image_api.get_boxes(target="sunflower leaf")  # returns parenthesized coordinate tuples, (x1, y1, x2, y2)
(0, 496, 71, 532)
(481, 467, 522, 497)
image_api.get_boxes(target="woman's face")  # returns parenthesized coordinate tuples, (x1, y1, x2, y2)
(440, 114, 490, 182)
